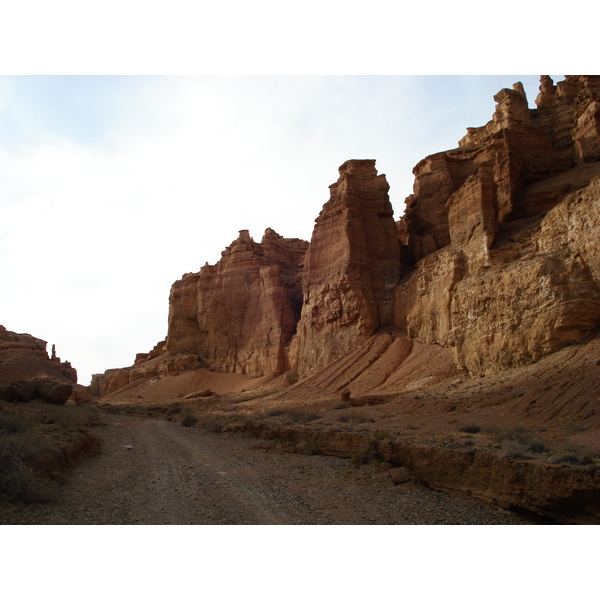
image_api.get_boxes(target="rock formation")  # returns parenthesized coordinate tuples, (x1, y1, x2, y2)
(291, 159, 401, 376)
(98, 76, 600, 396)
(0, 325, 82, 404)
(166, 228, 308, 376)
(0, 325, 77, 386)
(396, 75, 600, 376)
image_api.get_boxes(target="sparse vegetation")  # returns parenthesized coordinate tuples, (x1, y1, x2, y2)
(0, 403, 101, 504)
(0, 427, 53, 502)
(180, 407, 198, 427)
(196, 415, 228, 433)
(265, 409, 286, 417)
(285, 409, 321, 423)
(551, 445, 595, 466)
(459, 424, 482, 434)
(337, 410, 374, 424)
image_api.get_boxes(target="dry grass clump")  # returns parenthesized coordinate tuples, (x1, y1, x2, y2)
(337, 410, 375, 424)
(459, 424, 482, 434)
(550, 444, 596, 466)
(0, 403, 102, 503)
(486, 425, 549, 460)
(180, 407, 198, 427)
(0, 409, 53, 502)
(284, 409, 321, 423)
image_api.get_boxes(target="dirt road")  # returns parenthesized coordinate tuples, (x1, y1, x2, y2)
(1, 414, 533, 524)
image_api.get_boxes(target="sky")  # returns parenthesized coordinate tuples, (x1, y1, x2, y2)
(0, 74, 567, 384)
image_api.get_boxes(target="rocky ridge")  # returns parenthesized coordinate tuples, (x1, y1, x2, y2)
(0, 325, 89, 404)
(97, 75, 600, 398)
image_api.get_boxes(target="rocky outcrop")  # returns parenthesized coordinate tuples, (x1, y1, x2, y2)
(403, 76, 600, 267)
(0, 325, 81, 404)
(395, 76, 600, 377)
(291, 159, 401, 376)
(0, 325, 77, 387)
(101, 76, 600, 396)
(166, 228, 308, 377)
(0, 376, 73, 405)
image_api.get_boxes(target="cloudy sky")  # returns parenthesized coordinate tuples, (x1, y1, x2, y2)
(0, 74, 566, 384)
(0, 2, 588, 387)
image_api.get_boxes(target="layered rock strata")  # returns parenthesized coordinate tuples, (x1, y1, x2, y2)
(164, 228, 308, 377)
(0, 325, 77, 386)
(0, 325, 83, 404)
(396, 76, 600, 376)
(100, 76, 600, 395)
(291, 159, 401, 376)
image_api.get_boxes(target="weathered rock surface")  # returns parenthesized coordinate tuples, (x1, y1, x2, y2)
(101, 76, 600, 397)
(291, 159, 401, 377)
(393, 76, 600, 377)
(0, 376, 74, 405)
(0, 325, 78, 393)
(167, 228, 308, 376)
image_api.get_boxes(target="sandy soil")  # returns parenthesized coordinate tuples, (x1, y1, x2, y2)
(0, 413, 533, 525)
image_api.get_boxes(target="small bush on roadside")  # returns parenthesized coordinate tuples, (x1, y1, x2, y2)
(551, 444, 595, 466)
(285, 409, 321, 423)
(180, 408, 198, 427)
(337, 411, 374, 424)
(0, 429, 53, 503)
(459, 424, 481, 434)
(266, 409, 286, 417)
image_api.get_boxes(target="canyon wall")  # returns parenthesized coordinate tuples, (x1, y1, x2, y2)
(291, 159, 401, 377)
(99, 76, 600, 395)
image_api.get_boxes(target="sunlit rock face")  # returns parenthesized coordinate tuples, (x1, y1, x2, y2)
(403, 76, 600, 267)
(291, 159, 401, 377)
(395, 76, 600, 376)
(166, 228, 308, 377)
(102, 76, 600, 395)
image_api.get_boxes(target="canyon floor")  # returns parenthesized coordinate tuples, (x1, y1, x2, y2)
(0, 410, 533, 525)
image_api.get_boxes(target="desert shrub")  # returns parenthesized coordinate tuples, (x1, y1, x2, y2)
(459, 424, 481, 434)
(0, 411, 33, 434)
(333, 401, 350, 410)
(266, 409, 286, 417)
(494, 425, 533, 444)
(526, 441, 549, 455)
(44, 405, 104, 432)
(196, 416, 227, 433)
(551, 444, 595, 466)
(337, 411, 374, 424)
(180, 408, 198, 427)
(0, 430, 53, 502)
(285, 409, 321, 423)
(501, 439, 533, 460)
(490, 425, 554, 460)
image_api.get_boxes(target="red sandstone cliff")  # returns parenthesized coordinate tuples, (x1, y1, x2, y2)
(0, 324, 89, 404)
(291, 159, 401, 376)
(98, 75, 600, 397)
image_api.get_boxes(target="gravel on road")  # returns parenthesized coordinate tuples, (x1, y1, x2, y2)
(1, 414, 534, 525)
